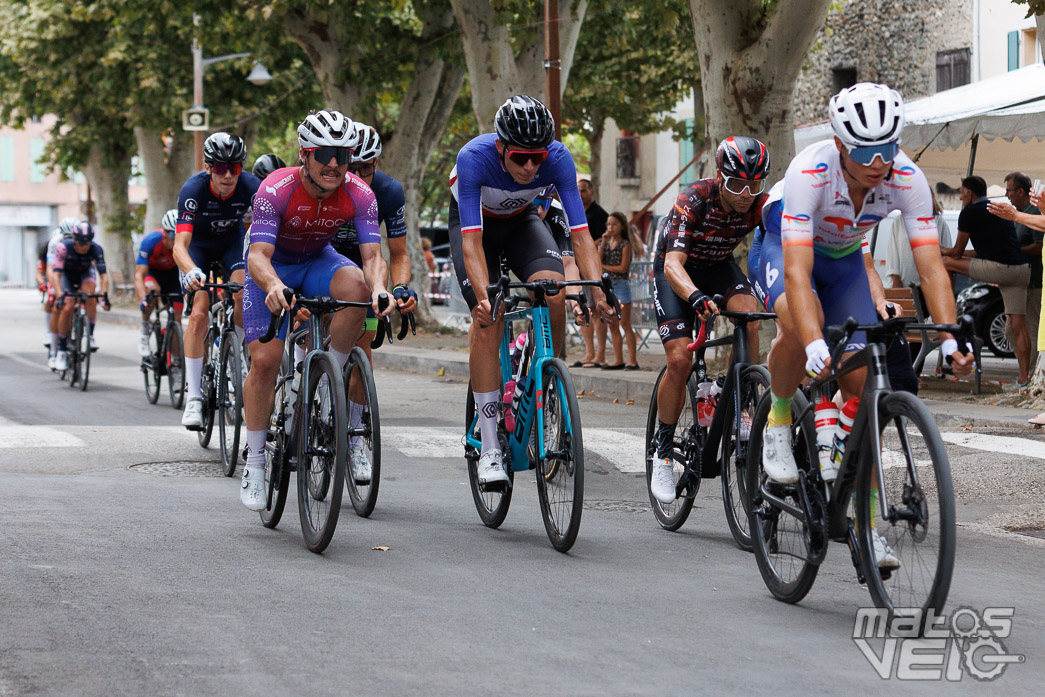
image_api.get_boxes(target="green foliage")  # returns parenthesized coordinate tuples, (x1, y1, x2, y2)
(1012, 0, 1045, 18)
(419, 92, 478, 225)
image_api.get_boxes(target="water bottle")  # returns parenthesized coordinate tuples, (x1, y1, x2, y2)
(738, 409, 752, 441)
(696, 381, 714, 427)
(709, 377, 724, 416)
(830, 398, 860, 475)
(502, 379, 517, 432)
(814, 398, 840, 481)
(510, 375, 528, 431)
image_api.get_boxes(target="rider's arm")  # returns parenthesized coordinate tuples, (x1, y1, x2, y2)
(553, 152, 612, 318)
(134, 264, 148, 301)
(359, 241, 390, 314)
(387, 236, 411, 288)
(462, 229, 492, 305)
(98, 272, 109, 295)
(862, 250, 892, 317)
(664, 251, 699, 301)
(172, 230, 195, 274)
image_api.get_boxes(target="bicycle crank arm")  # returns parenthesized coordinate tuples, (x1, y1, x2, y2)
(759, 484, 807, 522)
(845, 522, 867, 586)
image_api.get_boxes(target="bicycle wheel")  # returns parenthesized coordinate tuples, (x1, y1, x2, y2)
(296, 352, 347, 554)
(644, 367, 699, 531)
(343, 347, 381, 518)
(535, 358, 584, 552)
(79, 321, 91, 392)
(166, 321, 186, 410)
(68, 314, 83, 388)
(197, 326, 218, 448)
(720, 365, 770, 551)
(465, 384, 514, 528)
(857, 391, 955, 623)
(747, 389, 821, 604)
(143, 323, 162, 404)
(260, 353, 293, 529)
(218, 330, 243, 477)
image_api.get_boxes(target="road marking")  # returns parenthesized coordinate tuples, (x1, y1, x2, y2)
(940, 431, 1045, 460)
(0, 426, 84, 449)
(392, 427, 466, 459)
(584, 428, 647, 473)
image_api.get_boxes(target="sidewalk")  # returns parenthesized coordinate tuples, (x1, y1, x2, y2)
(96, 304, 1041, 430)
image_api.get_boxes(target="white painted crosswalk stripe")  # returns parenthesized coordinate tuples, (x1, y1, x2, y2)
(583, 428, 647, 473)
(940, 431, 1045, 460)
(0, 426, 84, 449)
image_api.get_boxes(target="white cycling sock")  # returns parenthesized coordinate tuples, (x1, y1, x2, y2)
(474, 390, 500, 454)
(50, 333, 60, 356)
(44, 312, 50, 329)
(186, 356, 203, 400)
(245, 428, 267, 468)
(234, 324, 245, 348)
(349, 400, 365, 448)
(294, 342, 306, 370)
(329, 347, 350, 371)
(140, 319, 151, 335)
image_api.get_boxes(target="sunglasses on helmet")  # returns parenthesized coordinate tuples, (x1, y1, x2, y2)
(305, 146, 352, 166)
(722, 176, 767, 196)
(210, 162, 243, 176)
(505, 148, 548, 167)
(845, 141, 900, 167)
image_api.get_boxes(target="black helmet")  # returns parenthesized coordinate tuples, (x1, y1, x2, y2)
(716, 136, 770, 180)
(494, 95, 555, 150)
(71, 221, 95, 244)
(203, 132, 247, 164)
(252, 153, 286, 180)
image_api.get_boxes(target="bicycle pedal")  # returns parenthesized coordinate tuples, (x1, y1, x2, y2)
(478, 480, 509, 493)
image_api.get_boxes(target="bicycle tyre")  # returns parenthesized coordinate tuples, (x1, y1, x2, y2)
(343, 347, 381, 518)
(644, 367, 699, 531)
(535, 358, 584, 552)
(465, 383, 514, 528)
(166, 321, 186, 410)
(144, 323, 162, 404)
(79, 320, 91, 392)
(747, 388, 820, 604)
(197, 326, 218, 448)
(218, 330, 243, 477)
(857, 391, 955, 623)
(296, 352, 347, 554)
(260, 352, 293, 529)
(68, 314, 83, 388)
(720, 364, 770, 551)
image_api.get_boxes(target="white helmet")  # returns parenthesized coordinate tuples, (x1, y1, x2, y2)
(829, 83, 905, 147)
(161, 209, 178, 233)
(351, 124, 382, 163)
(297, 109, 358, 149)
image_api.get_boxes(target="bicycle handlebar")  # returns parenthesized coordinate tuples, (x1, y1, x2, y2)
(202, 281, 243, 293)
(259, 288, 397, 348)
(486, 273, 621, 324)
(686, 294, 776, 352)
(825, 313, 976, 374)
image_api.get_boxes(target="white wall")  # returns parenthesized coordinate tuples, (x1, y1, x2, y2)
(975, 0, 1040, 80)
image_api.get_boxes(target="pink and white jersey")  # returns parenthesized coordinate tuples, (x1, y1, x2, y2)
(778, 140, 937, 259)
(249, 167, 380, 265)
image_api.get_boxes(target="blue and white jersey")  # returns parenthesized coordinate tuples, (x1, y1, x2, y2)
(175, 170, 261, 242)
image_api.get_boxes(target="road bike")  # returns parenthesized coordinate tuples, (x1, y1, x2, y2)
(746, 313, 973, 624)
(463, 273, 618, 552)
(256, 289, 393, 553)
(60, 290, 107, 391)
(140, 290, 186, 409)
(644, 298, 775, 550)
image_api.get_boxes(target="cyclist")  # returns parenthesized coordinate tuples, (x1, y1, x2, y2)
(330, 123, 417, 480)
(53, 222, 110, 371)
(44, 218, 80, 368)
(252, 153, 286, 181)
(449, 94, 614, 487)
(239, 109, 391, 510)
(648, 136, 770, 504)
(173, 132, 261, 430)
(135, 209, 183, 356)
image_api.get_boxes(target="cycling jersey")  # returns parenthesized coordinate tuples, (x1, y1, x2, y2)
(136, 230, 177, 271)
(175, 170, 260, 241)
(779, 140, 936, 258)
(53, 240, 106, 277)
(449, 133, 589, 239)
(249, 166, 380, 265)
(46, 230, 64, 265)
(544, 198, 573, 257)
(331, 169, 407, 264)
(657, 178, 766, 269)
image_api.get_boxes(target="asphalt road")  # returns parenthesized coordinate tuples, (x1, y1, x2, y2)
(0, 289, 1042, 696)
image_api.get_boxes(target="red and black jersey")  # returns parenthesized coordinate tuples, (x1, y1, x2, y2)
(657, 178, 766, 270)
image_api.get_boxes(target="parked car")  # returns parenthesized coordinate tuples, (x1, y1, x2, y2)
(956, 281, 1014, 358)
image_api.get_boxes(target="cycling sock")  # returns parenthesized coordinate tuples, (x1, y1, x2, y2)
(348, 401, 365, 448)
(51, 333, 60, 355)
(44, 313, 50, 329)
(234, 324, 245, 348)
(768, 390, 793, 428)
(186, 356, 203, 400)
(57, 336, 67, 351)
(140, 319, 150, 335)
(245, 428, 267, 468)
(89, 321, 95, 336)
(655, 419, 677, 460)
(474, 390, 500, 454)
(868, 488, 878, 530)
(329, 347, 350, 371)
(293, 342, 306, 370)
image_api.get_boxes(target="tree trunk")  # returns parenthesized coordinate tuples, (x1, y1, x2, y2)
(587, 112, 604, 197)
(689, 0, 832, 180)
(134, 127, 194, 232)
(282, 8, 364, 112)
(85, 141, 135, 280)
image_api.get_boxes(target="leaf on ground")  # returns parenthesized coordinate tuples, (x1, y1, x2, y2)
(371, 546, 391, 551)
(588, 390, 595, 395)
(613, 397, 619, 403)
(960, 425, 972, 431)
(626, 399, 634, 405)
(436, 367, 445, 377)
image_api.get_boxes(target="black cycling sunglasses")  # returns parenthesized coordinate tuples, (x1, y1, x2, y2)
(305, 146, 352, 166)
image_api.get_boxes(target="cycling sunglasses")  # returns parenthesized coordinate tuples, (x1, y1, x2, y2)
(845, 141, 900, 166)
(210, 162, 242, 176)
(347, 162, 376, 177)
(505, 148, 548, 167)
(722, 176, 767, 196)
(305, 146, 352, 166)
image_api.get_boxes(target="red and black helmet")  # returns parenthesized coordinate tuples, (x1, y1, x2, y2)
(715, 136, 770, 180)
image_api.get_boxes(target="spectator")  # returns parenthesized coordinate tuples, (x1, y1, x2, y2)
(593, 212, 638, 370)
(1000, 172, 1042, 362)
(942, 175, 1031, 387)
(576, 176, 609, 366)
(422, 236, 436, 273)
(884, 191, 951, 288)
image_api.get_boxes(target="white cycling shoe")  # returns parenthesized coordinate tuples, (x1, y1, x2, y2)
(650, 457, 677, 504)
(873, 530, 900, 570)
(47, 355, 56, 370)
(762, 424, 799, 484)
(240, 466, 266, 511)
(137, 334, 152, 358)
(181, 398, 204, 430)
(349, 445, 372, 485)
(477, 449, 509, 487)
(89, 336, 98, 352)
(54, 351, 68, 372)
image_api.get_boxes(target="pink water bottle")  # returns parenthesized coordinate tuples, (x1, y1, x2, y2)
(502, 380, 517, 432)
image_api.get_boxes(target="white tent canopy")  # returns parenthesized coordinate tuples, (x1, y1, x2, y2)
(793, 65, 1045, 184)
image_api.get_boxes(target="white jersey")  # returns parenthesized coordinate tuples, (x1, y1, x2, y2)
(45, 229, 64, 266)
(776, 140, 938, 259)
